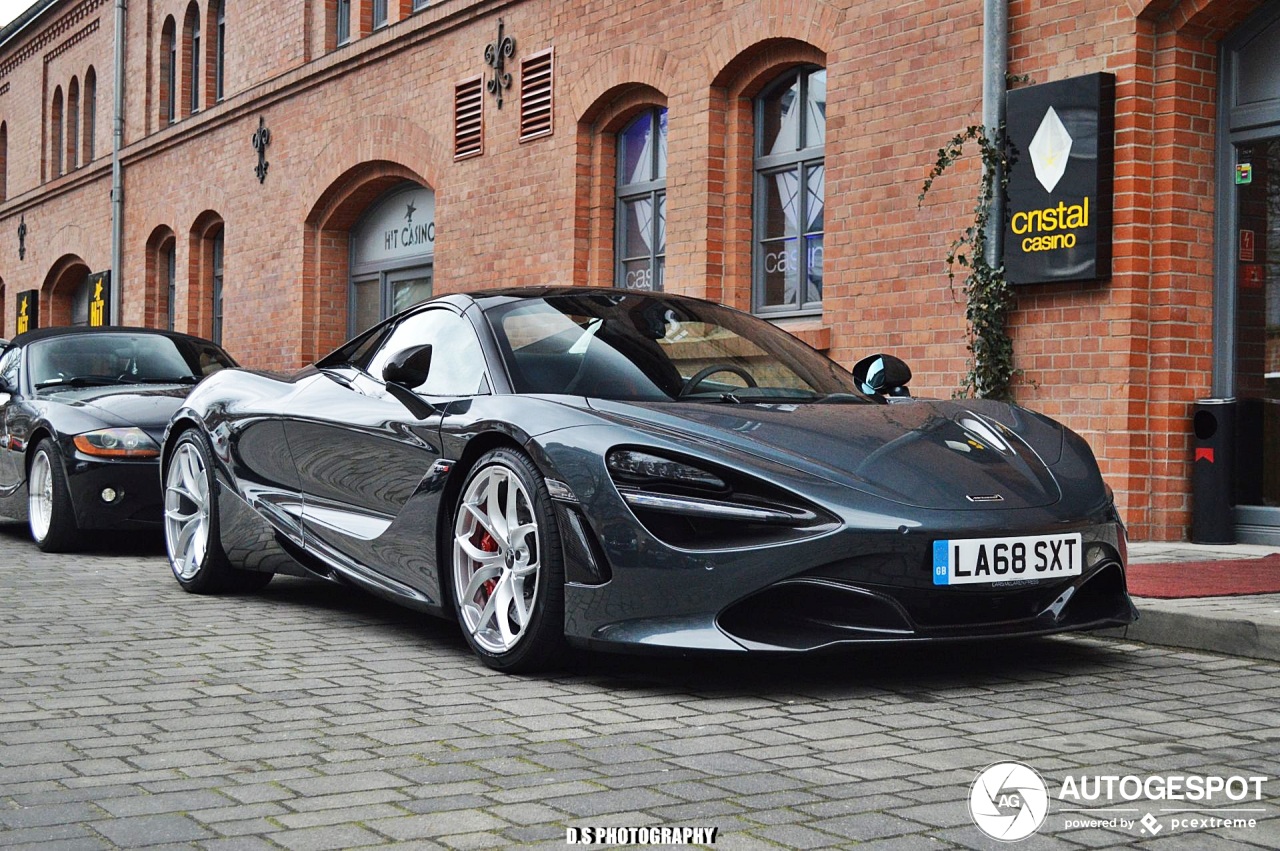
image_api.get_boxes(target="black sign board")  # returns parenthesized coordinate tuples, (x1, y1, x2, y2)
(1004, 73, 1115, 285)
(15, 289, 38, 334)
(86, 270, 111, 327)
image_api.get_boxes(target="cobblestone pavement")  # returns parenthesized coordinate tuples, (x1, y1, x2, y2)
(2, 521, 1279, 851)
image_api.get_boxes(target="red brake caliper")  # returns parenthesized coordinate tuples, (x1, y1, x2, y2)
(477, 531, 498, 599)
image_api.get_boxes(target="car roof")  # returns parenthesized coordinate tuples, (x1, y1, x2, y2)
(6, 325, 223, 348)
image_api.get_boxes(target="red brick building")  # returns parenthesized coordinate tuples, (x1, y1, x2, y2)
(1, 0, 1279, 542)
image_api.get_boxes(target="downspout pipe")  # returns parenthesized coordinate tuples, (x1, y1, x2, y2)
(982, 0, 1007, 269)
(110, 0, 125, 324)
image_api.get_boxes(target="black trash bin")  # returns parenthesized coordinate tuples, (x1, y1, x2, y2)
(1191, 397, 1236, 544)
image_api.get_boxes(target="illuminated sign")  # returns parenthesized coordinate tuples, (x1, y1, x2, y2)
(86, 271, 111, 327)
(1004, 73, 1114, 285)
(15, 289, 38, 334)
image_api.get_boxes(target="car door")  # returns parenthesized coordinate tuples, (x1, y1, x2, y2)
(0, 345, 25, 504)
(286, 307, 490, 596)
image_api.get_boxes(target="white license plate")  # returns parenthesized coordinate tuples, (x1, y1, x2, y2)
(932, 533, 1082, 585)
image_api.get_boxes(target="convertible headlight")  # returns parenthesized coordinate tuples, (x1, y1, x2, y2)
(73, 428, 161, 458)
(606, 449, 726, 490)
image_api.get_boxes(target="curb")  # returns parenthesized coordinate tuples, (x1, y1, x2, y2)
(1100, 598, 1280, 663)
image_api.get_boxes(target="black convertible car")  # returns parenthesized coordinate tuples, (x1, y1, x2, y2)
(0, 326, 236, 551)
(162, 288, 1136, 671)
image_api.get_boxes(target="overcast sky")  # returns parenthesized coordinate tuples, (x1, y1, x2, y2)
(0, 0, 32, 29)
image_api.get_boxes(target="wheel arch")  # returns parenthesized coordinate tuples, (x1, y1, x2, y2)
(24, 426, 56, 474)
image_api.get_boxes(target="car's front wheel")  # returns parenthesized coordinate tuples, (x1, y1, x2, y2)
(451, 448, 567, 672)
(164, 429, 272, 594)
(28, 440, 83, 553)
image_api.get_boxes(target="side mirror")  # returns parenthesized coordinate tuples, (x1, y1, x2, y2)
(852, 353, 912, 398)
(382, 344, 433, 389)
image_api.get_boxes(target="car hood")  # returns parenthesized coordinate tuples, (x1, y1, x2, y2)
(45, 385, 190, 433)
(586, 397, 1065, 511)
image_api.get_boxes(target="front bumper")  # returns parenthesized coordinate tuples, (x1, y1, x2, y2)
(63, 451, 165, 532)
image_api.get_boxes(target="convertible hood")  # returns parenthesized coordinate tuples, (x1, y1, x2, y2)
(587, 398, 1063, 510)
(50, 385, 189, 432)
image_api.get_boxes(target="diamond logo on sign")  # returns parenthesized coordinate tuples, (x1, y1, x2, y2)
(1029, 107, 1073, 192)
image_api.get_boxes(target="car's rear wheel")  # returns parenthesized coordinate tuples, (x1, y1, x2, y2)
(164, 429, 272, 594)
(28, 440, 83, 553)
(451, 448, 566, 672)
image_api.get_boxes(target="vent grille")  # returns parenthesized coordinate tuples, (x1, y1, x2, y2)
(519, 49, 553, 142)
(454, 76, 483, 160)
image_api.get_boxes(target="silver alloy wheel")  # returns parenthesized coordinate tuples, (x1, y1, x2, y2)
(453, 463, 541, 654)
(164, 442, 211, 581)
(28, 450, 53, 542)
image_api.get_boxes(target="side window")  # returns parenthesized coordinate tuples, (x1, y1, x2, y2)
(0, 347, 20, 392)
(365, 309, 488, 396)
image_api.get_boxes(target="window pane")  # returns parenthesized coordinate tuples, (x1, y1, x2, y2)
(805, 69, 826, 148)
(353, 279, 380, 334)
(374, 0, 388, 26)
(805, 164, 824, 234)
(760, 74, 800, 156)
(763, 168, 799, 240)
(621, 258, 655, 291)
(805, 234, 824, 302)
(656, 109, 668, 180)
(620, 197, 654, 258)
(656, 191, 666, 254)
(619, 113, 654, 186)
(761, 237, 799, 309)
(390, 275, 432, 315)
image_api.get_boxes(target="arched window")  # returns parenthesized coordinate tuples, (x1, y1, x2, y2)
(83, 67, 96, 163)
(615, 108, 668, 291)
(753, 65, 825, 315)
(162, 17, 177, 124)
(166, 241, 178, 330)
(66, 77, 80, 171)
(212, 0, 225, 102)
(190, 213, 225, 342)
(50, 86, 64, 178)
(185, 2, 202, 114)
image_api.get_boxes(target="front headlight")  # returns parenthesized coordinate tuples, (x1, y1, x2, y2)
(73, 428, 161, 458)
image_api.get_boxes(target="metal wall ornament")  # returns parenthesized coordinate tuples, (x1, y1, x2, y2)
(17, 214, 26, 261)
(252, 117, 271, 183)
(484, 18, 516, 108)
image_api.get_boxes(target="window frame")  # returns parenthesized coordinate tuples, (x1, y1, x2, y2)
(336, 0, 352, 45)
(211, 232, 224, 344)
(751, 65, 826, 318)
(614, 107, 668, 292)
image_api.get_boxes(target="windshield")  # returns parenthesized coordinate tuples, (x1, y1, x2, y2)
(28, 333, 235, 392)
(484, 292, 864, 403)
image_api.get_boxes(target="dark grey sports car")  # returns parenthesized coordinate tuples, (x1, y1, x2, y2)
(0, 326, 237, 551)
(161, 288, 1136, 671)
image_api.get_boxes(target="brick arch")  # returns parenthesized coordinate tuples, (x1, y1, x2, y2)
(301, 157, 434, 364)
(299, 115, 446, 209)
(566, 45, 672, 127)
(41, 254, 90, 327)
(698, 0, 841, 87)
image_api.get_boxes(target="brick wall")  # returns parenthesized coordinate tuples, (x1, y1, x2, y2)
(0, 0, 1271, 539)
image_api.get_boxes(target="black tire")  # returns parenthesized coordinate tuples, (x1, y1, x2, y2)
(27, 440, 83, 553)
(449, 447, 567, 672)
(163, 429, 273, 594)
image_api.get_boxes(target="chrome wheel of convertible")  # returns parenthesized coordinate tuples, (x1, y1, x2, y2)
(452, 448, 565, 671)
(28, 440, 82, 552)
(28, 450, 53, 542)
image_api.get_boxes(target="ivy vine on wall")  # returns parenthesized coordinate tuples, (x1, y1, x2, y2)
(918, 124, 1020, 402)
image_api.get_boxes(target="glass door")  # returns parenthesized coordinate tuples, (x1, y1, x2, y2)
(1234, 139, 1280, 507)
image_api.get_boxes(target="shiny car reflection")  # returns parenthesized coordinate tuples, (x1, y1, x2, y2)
(161, 288, 1136, 672)
(0, 326, 237, 551)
